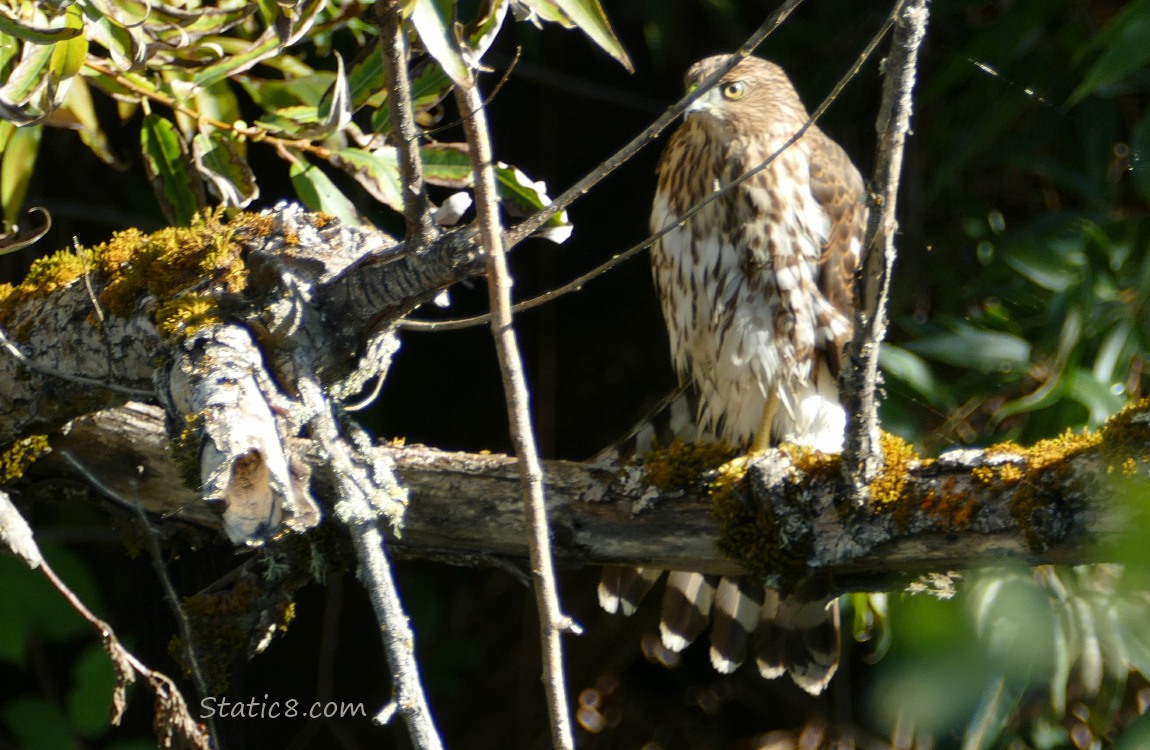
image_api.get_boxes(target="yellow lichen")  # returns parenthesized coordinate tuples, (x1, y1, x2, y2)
(0, 435, 51, 483)
(870, 431, 918, 506)
(155, 294, 224, 338)
(642, 440, 735, 492)
(779, 443, 840, 478)
(997, 462, 1024, 484)
(971, 465, 995, 485)
(0, 207, 274, 341)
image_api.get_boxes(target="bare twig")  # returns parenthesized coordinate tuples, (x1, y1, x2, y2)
(293, 361, 444, 750)
(0, 490, 211, 749)
(57, 450, 221, 744)
(841, 0, 930, 503)
(455, 76, 577, 749)
(378, 2, 438, 246)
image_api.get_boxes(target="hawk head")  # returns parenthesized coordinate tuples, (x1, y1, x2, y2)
(683, 55, 810, 138)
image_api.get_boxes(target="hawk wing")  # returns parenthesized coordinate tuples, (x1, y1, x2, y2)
(808, 129, 867, 378)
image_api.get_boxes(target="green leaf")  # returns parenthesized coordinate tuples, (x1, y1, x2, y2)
(346, 41, 387, 110)
(192, 131, 259, 209)
(465, 0, 508, 62)
(421, 143, 572, 242)
(0, 43, 54, 123)
(1, 696, 72, 750)
(84, 13, 145, 71)
(905, 325, 1032, 373)
(237, 73, 334, 110)
(0, 124, 42, 228)
(140, 113, 204, 225)
(0, 7, 83, 45)
(371, 61, 453, 135)
(316, 52, 352, 135)
(1070, 15, 1150, 104)
(289, 156, 359, 225)
(409, 0, 469, 86)
(494, 162, 571, 242)
(520, 0, 632, 72)
(1132, 109, 1150, 203)
(47, 76, 121, 167)
(328, 147, 403, 211)
(879, 344, 948, 408)
(47, 5, 86, 81)
(66, 643, 115, 738)
(420, 141, 472, 187)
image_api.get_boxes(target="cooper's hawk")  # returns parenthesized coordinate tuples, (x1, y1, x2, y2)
(599, 55, 866, 694)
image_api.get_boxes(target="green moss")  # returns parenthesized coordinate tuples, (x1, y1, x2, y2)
(170, 411, 206, 491)
(0, 435, 51, 483)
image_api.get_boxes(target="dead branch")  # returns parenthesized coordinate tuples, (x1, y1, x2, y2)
(841, 0, 930, 499)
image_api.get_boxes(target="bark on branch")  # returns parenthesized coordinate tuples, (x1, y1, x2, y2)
(29, 403, 1145, 594)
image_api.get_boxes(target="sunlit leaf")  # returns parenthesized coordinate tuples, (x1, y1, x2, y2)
(47, 5, 86, 81)
(328, 146, 403, 211)
(346, 41, 387, 110)
(519, 0, 632, 71)
(0, 124, 43, 228)
(289, 155, 359, 225)
(85, 13, 146, 70)
(141, 113, 204, 225)
(192, 131, 258, 209)
(316, 52, 352, 135)
(0, 7, 83, 44)
(409, 0, 468, 86)
(237, 73, 334, 110)
(0, 207, 51, 255)
(465, 0, 508, 62)
(421, 142, 572, 242)
(0, 43, 54, 123)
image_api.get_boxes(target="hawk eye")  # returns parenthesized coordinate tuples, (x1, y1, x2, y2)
(722, 81, 747, 100)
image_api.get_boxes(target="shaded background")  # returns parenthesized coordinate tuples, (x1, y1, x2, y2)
(3, 0, 1150, 748)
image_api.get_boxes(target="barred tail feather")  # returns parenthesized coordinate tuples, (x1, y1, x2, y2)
(660, 571, 716, 652)
(709, 577, 764, 673)
(598, 567, 661, 616)
(755, 584, 841, 695)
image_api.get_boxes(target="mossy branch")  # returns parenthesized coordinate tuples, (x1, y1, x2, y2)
(28, 401, 1150, 595)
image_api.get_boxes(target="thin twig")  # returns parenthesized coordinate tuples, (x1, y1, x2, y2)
(294, 363, 444, 750)
(378, 1, 438, 246)
(841, 0, 930, 501)
(59, 450, 222, 744)
(454, 76, 578, 749)
(403, 6, 895, 334)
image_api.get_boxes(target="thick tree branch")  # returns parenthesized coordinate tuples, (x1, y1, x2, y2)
(841, 0, 930, 500)
(31, 403, 1146, 594)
